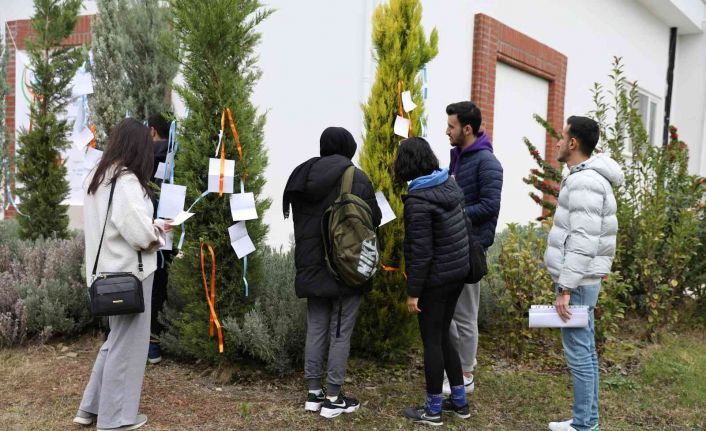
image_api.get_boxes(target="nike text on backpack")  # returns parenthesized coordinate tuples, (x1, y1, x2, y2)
(321, 165, 380, 336)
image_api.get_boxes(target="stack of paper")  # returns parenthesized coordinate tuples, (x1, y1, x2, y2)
(528, 305, 589, 328)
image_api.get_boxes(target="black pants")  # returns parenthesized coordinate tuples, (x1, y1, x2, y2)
(417, 283, 465, 394)
(150, 252, 171, 337)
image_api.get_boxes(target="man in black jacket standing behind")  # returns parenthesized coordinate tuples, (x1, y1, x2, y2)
(283, 127, 382, 419)
(443, 102, 503, 395)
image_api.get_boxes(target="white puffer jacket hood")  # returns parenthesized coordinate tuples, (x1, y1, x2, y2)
(544, 153, 624, 288)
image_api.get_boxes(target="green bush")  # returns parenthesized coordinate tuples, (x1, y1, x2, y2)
(593, 59, 705, 331)
(222, 247, 305, 375)
(0, 220, 91, 345)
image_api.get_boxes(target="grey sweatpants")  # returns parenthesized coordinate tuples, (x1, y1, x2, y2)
(449, 282, 480, 373)
(79, 274, 153, 429)
(304, 295, 362, 395)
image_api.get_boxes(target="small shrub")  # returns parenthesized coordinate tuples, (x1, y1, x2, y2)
(0, 221, 91, 346)
(0, 273, 27, 347)
(222, 247, 306, 375)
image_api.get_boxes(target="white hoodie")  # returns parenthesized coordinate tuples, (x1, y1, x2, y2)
(544, 153, 625, 289)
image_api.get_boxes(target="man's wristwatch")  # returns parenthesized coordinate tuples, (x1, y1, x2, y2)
(560, 287, 571, 296)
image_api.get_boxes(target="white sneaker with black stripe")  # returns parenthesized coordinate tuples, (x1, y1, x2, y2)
(304, 390, 326, 412)
(441, 373, 475, 395)
(319, 394, 360, 418)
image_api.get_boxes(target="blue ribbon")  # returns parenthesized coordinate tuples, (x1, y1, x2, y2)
(239, 179, 249, 298)
(164, 120, 178, 184)
(176, 190, 210, 251)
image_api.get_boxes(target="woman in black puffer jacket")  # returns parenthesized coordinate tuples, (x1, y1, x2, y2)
(396, 138, 471, 427)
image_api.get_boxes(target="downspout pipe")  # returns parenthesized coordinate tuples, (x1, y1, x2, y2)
(663, 27, 677, 147)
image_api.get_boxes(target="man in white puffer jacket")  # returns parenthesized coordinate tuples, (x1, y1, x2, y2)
(544, 116, 624, 431)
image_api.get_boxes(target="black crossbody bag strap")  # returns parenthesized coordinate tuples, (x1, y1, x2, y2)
(91, 178, 142, 278)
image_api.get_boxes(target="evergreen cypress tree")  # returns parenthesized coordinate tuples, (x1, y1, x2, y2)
(89, 0, 130, 144)
(121, 0, 178, 120)
(160, 0, 272, 362)
(356, 0, 438, 359)
(90, 0, 177, 144)
(16, 0, 83, 240)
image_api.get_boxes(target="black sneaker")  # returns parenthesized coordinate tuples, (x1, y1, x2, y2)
(319, 394, 360, 418)
(442, 398, 471, 419)
(304, 390, 326, 412)
(402, 406, 443, 426)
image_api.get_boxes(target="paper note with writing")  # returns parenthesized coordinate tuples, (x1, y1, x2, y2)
(208, 158, 235, 194)
(157, 183, 186, 219)
(72, 127, 95, 147)
(394, 115, 410, 138)
(401, 91, 417, 112)
(375, 191, 396, 226)
(170, 211, 195, 226)
(228, 222, 256, 258)
(230, 192, 257, 221)
(83, 148, 102, 170)
(160, 231, 173, 251)
(154, 162, 166, 180)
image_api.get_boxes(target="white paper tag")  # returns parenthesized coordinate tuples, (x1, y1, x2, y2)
(154, 162, 166, 180)
(208, 158, 235, 194)
(83, 148, 103, 170)
(375, 191, 396, 226)
(170, 210, 195, 226)
(230, 192, 258, 221)
(157, 184, 186, 219)
(72, 127, 95, 147)
(394, 115, 410, 138)
(160, 231, 173, 251)
(401, 90, 417, 112)
(228, 222, 255, 258)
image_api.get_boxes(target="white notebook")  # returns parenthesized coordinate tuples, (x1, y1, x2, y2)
(528, 305, 589, 328)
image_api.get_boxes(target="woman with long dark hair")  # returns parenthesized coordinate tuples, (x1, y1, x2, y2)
(73, 118, 170, 431)
(395, 138, 471, 427)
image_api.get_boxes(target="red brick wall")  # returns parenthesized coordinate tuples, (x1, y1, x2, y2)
(4, 15, 94, 218)
(471, 13, 567, 166)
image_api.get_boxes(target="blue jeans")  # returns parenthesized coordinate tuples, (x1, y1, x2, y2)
(557, 283, 600, 431)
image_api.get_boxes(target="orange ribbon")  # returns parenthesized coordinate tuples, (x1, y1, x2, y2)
(200, 242, 224, 353)
(397, 80, 413, 138)
(381, 263, 407, 280)
(217, 108, 247, 196)
(89, 124, 97, 149)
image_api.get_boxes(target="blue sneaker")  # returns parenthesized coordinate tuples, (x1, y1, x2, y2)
(148, 342, 162, 364)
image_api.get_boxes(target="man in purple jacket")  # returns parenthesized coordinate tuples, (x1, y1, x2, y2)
(443, 101, 503, 396)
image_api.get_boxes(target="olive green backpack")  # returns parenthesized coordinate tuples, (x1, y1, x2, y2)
(321, 166, 380, 288)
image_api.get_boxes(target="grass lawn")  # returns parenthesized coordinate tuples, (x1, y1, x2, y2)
(0, 330, 704, 430)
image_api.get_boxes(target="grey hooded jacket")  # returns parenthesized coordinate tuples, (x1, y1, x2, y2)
(544, 153, 625, 289)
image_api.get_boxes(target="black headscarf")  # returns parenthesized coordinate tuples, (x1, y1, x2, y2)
(320, 127, 357, 159)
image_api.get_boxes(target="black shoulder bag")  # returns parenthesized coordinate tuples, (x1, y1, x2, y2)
(89, 179, 145, 317)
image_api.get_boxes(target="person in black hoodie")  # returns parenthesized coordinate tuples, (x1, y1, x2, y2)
(283, 127, 382, 419)
(146, 112, 171, 365)
(395, 138, 471, 427)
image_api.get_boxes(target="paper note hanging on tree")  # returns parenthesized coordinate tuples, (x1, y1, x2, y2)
(160, 231, 173, 251)
(375, 191, 396, 226)
(394, 115, 410, 138)
(208, 158, 235, 194)
(157, 183, 186, 219)
(154, 162, 166, 180)
(230, 192, 257, 221)
(228, 222, 255, 258)
(83, 147, 102, 170)
(72, 127, 95, 148)
(401, 91, 417, 112)
(70, 68, 94, 97)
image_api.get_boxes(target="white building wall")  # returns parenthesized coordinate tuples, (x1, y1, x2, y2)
(2, 0, 705, 246)
(672, 27, 706, 174)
